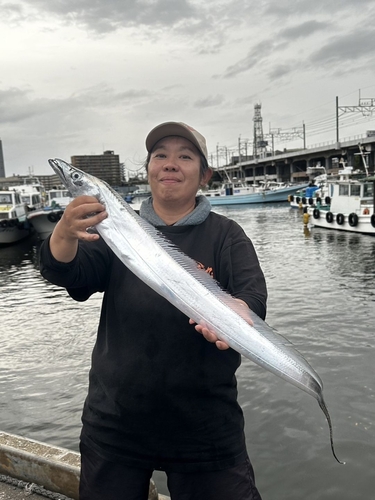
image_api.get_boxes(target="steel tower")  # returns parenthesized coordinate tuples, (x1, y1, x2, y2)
(253, 103, 268, 158)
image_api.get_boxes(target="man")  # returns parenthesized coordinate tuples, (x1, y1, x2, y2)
(40, 122, 267, 499)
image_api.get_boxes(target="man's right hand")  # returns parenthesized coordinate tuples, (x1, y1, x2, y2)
(49, 195, 108, 262)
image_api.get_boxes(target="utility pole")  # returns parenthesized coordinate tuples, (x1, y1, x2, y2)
(336, 90, 375, 143)
(303, 122, 306, 149)
(265, 125, 304, 152)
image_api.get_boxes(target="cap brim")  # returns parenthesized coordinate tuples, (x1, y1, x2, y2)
(146, 122, 203, 156)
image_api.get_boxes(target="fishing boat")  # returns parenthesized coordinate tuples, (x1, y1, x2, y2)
(289, 170, 328, 210)
(10, 177, 45, 211)
(132, 184, 152, 197)
(27, 188, 73, 240)
(202, 178, 308, 206)
(307, 166, 375, 235)
(0, 190, 31, 245)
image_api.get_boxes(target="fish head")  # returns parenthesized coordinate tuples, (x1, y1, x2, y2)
(48, 158, 101, 199)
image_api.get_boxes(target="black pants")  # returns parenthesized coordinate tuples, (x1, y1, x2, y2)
(79, 442, 262, 500)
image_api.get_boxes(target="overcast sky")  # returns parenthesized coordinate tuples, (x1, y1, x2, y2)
(1, 0, 375, 177)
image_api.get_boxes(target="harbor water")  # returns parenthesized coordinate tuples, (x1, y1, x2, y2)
(0, 203, 374, 499)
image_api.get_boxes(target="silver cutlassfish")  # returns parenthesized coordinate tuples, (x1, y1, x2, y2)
(48, 158, 344, 464)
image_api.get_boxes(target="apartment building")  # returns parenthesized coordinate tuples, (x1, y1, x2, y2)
(0, 140, 5, 178)
(71, 150, 121, 186)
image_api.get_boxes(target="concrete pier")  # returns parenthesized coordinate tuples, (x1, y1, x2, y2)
(0, 432, 169, 500)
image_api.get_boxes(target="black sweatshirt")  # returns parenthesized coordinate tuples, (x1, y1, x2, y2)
(40, 211, 267, 472)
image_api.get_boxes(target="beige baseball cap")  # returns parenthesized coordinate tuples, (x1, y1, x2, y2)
(145, 122, 208, 162)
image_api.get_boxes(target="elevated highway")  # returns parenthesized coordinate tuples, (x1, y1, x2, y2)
(214, 133, 375, 184)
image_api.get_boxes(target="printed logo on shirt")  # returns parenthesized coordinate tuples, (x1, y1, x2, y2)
(196, 261, 214, 278)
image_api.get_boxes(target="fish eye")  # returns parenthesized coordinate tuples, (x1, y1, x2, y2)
(72, 172, 82, 182)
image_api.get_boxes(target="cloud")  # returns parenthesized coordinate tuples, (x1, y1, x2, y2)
(4, 0, 199, 33)
(268, 63, 295, 80)
(310, 28, 375, 66)
(219, 39, 276, 79)
(0, 85, 154, 126)
(217, 2, 375, 82)
(263, 0, 374, 17)
(280, 20, 330, 40)
(193, 95, 225, 108)
(2, 0, 375, 175)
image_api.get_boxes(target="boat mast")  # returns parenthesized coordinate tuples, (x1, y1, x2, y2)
(357, 143, 369, 176)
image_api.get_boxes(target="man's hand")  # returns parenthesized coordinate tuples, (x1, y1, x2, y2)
(189, 299, 252, 350)
(189, 320, 230, 350)
(49, 195, 108, 263)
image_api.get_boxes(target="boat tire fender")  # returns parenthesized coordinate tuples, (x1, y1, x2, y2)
(348, 213, 359, 227)
(326, 212, 333, 223)
(47, 213, 59, 223)
(336, 213, 345, 225)
(0, 220, 9, 228)
(325, 196, 331, 205)
(313, 208, 320, 219)
(371, 214, 375, 228)
(308, 197, 314, 205)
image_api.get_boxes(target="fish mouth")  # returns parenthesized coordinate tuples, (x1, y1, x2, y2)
(48, 159, 67, 183)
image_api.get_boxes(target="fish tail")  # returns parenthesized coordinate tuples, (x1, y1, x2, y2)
(317, 395, 345, 464)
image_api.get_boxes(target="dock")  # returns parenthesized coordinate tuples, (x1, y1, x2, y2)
(0, 432, 169, 500)
(0, 477, 66, 499)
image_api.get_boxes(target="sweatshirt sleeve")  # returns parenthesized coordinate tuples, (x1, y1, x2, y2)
(218, 221, 267, 320)
(39, 234, 113, 301)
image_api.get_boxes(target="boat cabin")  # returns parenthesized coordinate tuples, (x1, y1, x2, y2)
(0, 191, 28, 222)
(47, 189, 73, 208)
(328, 167, 374, 215)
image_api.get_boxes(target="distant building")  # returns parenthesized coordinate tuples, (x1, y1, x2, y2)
(71, 150, 121, 186)
(0, 173, 61, 192)
(0, 140, 5, 178)
(35, 174, 62, 191)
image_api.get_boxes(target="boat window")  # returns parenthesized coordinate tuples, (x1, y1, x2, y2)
(363, 183, 374, 197)
(339, 185, 349, 196)
(350, 185, 360, 197)
(0, 194, 12, 204)
(49, 190, 71, 201)
(21, 195, 31, 204)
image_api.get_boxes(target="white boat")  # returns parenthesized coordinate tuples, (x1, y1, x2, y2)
(27, 188, 73, 240)
(307, 166, 375, 235)
(289, 173, 328, 210)
(0, 190, 31, 245)
(132, 185, 152, 197)
(202, 178, 309, 206)
(10, 177, 45, 211)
